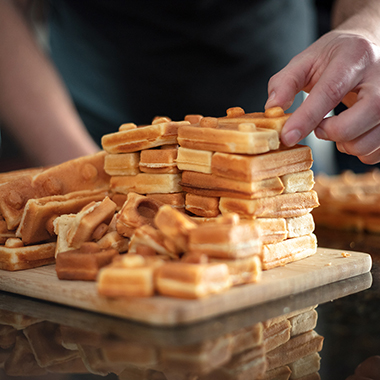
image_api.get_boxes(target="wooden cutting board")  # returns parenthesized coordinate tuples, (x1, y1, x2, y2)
(0, 247, 371, 326)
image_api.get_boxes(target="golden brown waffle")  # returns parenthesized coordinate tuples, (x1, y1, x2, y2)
(101, 119, 189, 153)
(155, 262, 232, 299)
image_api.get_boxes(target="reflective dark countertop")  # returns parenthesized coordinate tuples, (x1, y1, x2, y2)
(0, 226, 379, 380)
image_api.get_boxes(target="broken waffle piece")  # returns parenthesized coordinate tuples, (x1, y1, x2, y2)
(211, 145, 313, 182)
(55, 243, 119, 281)
(65, 196, 117, 250)
(0, 241, 56, 271)
(128, 224, 180, 259)
(116, 192, 163, 235)
(110, 173, 182, 194)
(101, 120, 189, 153)
(154, 204, 198, 252)
(16, 189, 109, 245)
(97, 254, 165, 297)
(156, 262, 232, 299)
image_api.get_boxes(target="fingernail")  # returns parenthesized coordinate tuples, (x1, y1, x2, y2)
(265, 91, 276, 108)
(315, 127, 328, 140)
(282, 129, 302, 146)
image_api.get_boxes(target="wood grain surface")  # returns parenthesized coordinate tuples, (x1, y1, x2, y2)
(0, 247, 372, 326)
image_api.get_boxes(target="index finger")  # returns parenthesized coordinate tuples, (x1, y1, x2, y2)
(281, 56, 362, 146)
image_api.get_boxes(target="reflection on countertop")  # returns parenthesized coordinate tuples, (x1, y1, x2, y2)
(0, 265, 373, 380)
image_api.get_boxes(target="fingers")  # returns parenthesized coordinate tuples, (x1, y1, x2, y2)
(355, 356, 380, 380)
(315, 89, 380, 143)
(279, 52, 363, 146)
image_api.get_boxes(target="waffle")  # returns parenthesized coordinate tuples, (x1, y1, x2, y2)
(101, 119, 189, 153)
(180, 171, 284, 199)
(188, 216, 262, 260)
(262, 234, 317, 270)
(0, 241, 56, 271)
(313, 169, 380, 233)
(211, 145, 312, 182)
(155, 262, 232, 299)
(176, 147, 213, 173)
(110, 173, 182, 194)
(219, 191, 319, 219)
(104, 152, 140, 176)
(16, 189, 109, 245)
(185, 193, 221, 217)
(139, 148, 179, 174)
(97, 254, 165, 298)
(55, 244, 119, 281)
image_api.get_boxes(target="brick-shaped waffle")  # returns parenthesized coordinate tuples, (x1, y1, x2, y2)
(210, 254, 262, 285)
(262, 234, 317, 270)
(211, 145, 313, 182)
(110, 173, 182, 194)
(253, 218, 287, 244)
(0, 241, 56, 271)
(97, 254, 165, 297)
(16, 189, 109, 245)
(156, 262, 232, 299)
(281, 170, 315, 194)
(217, 106, 291, 133)
(101, 119, 189, 153)
(266, 330, 323, 372)
(185, 193, 220, 217)
(32, 151, 110, 197)
(104, 152, 140, 176)
(286, 213, 315, 238)
(219, 190, 319, 218)
(177, 121, 279, 155)
(176, 147, 213, 173)
(188, 217, 262, 259)
(139, 148, 179, 174)
(55, 243, 119, 281)
(180, 171, 284, 199)
(288, 352, 321, 379)
(263, 318, 291, 352)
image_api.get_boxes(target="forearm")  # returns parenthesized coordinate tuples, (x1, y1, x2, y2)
(332, 0, 380, 44)
(0, 0, 99, 167)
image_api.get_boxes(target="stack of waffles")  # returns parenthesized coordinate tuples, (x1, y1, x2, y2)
(175, 107, 319, 270)
(101, 117, 189, 213)
(313, 169, 380, 233)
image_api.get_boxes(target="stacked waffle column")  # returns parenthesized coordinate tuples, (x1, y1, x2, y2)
(177, 107, 320, 270)
(101, 118, 189, 212)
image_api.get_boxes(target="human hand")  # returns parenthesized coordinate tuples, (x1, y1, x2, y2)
(265, 31, 380, 164)
(346, 356, 380, 380)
